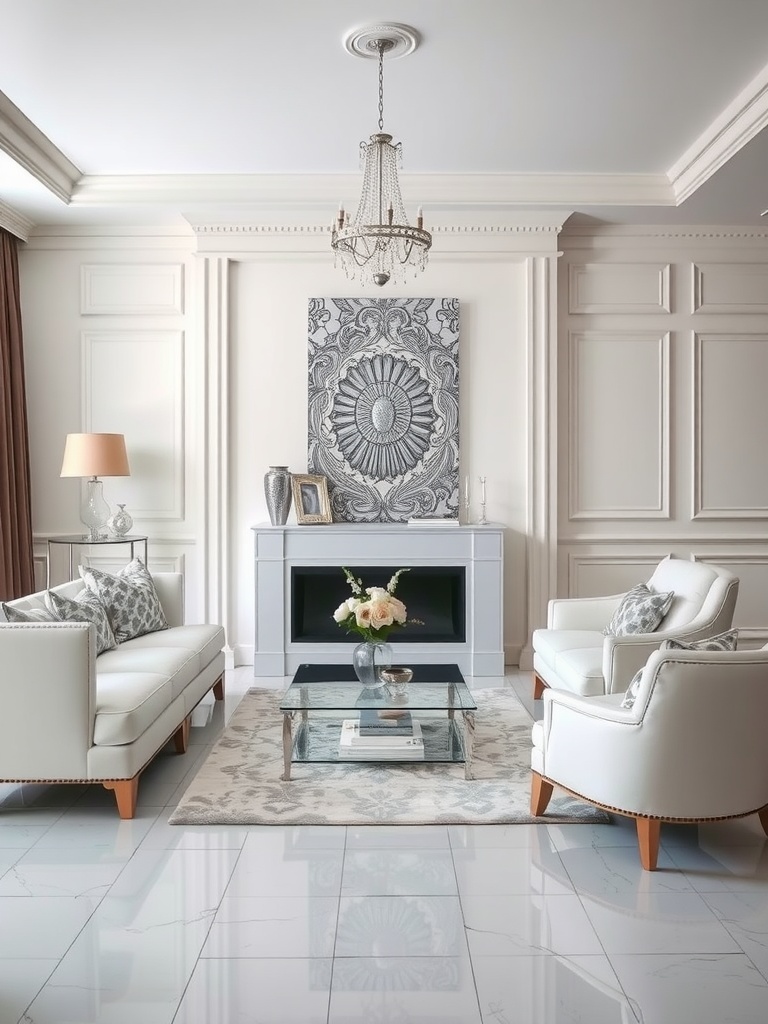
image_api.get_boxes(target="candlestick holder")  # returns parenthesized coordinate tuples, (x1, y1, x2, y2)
(462, 476, 471, 524)
(478, 475, 488, 526)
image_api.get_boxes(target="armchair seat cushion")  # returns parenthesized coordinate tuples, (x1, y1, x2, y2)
(533, 629, 605, 696)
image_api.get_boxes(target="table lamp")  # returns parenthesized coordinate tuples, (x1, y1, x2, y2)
(60, 433, 130, 540)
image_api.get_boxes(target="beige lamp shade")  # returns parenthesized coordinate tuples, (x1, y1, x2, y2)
(60, 433, 130, 478)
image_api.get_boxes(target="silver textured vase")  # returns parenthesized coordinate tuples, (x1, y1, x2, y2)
(108, 503, 133, 537)
(264, 466, 292, 526)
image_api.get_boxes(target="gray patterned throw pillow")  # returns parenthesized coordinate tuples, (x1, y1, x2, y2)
(44, 589, 117, 654)
(603, 583, 674, 637)
(80, 558, 168, 643)
(621, 629, 739, 709)
(1, 602, 55, 623)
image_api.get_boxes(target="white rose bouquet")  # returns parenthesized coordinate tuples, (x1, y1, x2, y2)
(333, 566, 423, 642)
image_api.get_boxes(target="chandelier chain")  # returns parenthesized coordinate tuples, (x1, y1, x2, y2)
(377, 42, 385, 131)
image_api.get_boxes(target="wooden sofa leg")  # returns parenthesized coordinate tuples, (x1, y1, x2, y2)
(635, 816, 661, 871)
(758, 806, 768, 836)
(531, 771, 554, 816)
(533, 673, 547, 700)
(103, 778, 139, 819)
(213, 674, 225, 701)
(174, 715, 191, 754)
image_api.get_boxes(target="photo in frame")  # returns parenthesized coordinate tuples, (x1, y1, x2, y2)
(291, 473, 332, 524)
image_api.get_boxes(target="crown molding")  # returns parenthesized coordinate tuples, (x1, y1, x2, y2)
(667, 61, 768, 203)
(0, 197, 33, 241)
(70, 171, 672, 210)
(0, 90, 81, 203)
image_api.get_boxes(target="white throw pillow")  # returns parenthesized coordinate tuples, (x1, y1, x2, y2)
(603, 583, 674, 637)
(1, 603, 55, 623)
(80, 558, 168, 643)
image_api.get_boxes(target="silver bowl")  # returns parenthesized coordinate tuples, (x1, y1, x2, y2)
(380, 666, 413, 701)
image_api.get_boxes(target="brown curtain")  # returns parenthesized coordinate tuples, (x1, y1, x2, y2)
(0, 228, 35, 600)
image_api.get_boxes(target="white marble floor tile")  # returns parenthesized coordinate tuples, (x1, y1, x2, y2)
(462, 893, 603, 957)
(237, 825, 347, 852)
(341, 848, 458, 896)
(335, 895, 467, 957)
(32, 816, 155, 855)
(225, 843, 344, 899)
(138, 818, 252, 850)
(555, 844, 694, 897)
(173, 957, 333, 1024)
(0, 823, 51, 850)
(347, 824, 450, 849)
(0, 848, 129, 898)
(448, 823, 549, 850)
(328, 956, 482, 1024)
(608, 952, 768, 1024)
(452, 844, 574, 896)
(580, 890, 741, 955)
(202, 896, 338, 958)
(0, 958, 57, 1024)
(472, 953, 633, 1024)
(0, 895, 99, 958)
(104, 846, 240, 906)
(666, 840, 768, 892)
(545, 819, 639, 852)
(703, 891, 768, 980)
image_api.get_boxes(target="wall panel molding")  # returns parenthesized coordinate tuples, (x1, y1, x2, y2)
(568, 330, 670, 520)
(692, 262, 768, 313)
(82, 329, 185, 521)
(567, 552, 672, 596)
(569, 262, 671, 314)
(81, 263, 184, 315)
(693, 332, 768, 519)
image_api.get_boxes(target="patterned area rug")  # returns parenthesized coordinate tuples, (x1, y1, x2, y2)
(169, 687, 610, 826)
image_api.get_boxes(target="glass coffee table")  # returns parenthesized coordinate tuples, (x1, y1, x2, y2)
(278, 663, 477, 781)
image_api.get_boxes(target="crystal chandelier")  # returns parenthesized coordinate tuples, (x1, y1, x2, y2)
(331, 26, 432, 287)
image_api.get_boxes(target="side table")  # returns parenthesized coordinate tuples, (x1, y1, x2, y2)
(46, 535, 149, 587)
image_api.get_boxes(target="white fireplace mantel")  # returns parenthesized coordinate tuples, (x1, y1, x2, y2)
(252, 522, 505, 678)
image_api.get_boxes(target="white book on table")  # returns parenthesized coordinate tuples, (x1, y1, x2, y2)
(340, 719, 422, 747)
(339, 720, 424, 757)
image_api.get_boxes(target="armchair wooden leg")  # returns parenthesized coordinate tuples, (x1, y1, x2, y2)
(103, 778, 139, 819)
(757, 806, 768, 836)
(531, 771, 554, 816)
(533, 673, 547, 700)
(635, 816, 661, 871)
(213, 675, 225, 701)
(173, 715, 191, 754)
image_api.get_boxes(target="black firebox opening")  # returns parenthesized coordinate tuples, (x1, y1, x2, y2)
(291, 565, 466, 644)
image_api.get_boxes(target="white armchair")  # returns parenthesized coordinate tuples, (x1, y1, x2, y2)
(532, 555, 739, 699)
(530, 645, 768, 869)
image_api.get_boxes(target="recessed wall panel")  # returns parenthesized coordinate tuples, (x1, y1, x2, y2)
(81, 264, 184, 315)
(569, 331, 670, 519)
(569, 262, 671, 313)
(693, 334, 768, 518)
(692, 263, 768, 314)
(83, 330, 185, 520)
(568, 553, 673, 597)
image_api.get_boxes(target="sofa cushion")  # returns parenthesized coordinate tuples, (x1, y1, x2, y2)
(93, 670, 174, 746)
(81, 558, 168, 643)
(44, 589, 117, 654)
(96, 645, 200, 703)
(121, 623, 225, 672)
(551, 646, 606, 697)
(603, 584, 674, 637)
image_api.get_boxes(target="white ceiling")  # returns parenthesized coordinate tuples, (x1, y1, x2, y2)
(1, 0, 768, 232)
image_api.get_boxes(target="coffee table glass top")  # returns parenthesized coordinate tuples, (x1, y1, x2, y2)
(279, 663, 477, 713)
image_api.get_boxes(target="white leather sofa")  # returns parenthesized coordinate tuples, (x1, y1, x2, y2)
(531, 644, 768, 869)
(0, 572, 224, 818)
(532, 555, 739, 698)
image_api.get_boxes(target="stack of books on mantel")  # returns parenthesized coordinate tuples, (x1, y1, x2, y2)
(338, 710, 424, 760)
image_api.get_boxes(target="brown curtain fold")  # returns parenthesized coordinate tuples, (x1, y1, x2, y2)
(0, 228, 35, 600)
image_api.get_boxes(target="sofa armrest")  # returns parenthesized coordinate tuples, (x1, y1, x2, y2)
(0, 621, 97, 779)
(548, 594, 624, 630)
(151, 572, 184, 627)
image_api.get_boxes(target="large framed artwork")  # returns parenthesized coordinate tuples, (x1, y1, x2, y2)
(308, 297, 460, 523)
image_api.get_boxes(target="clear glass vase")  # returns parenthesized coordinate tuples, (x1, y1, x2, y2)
(352, 640, 393, 690)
